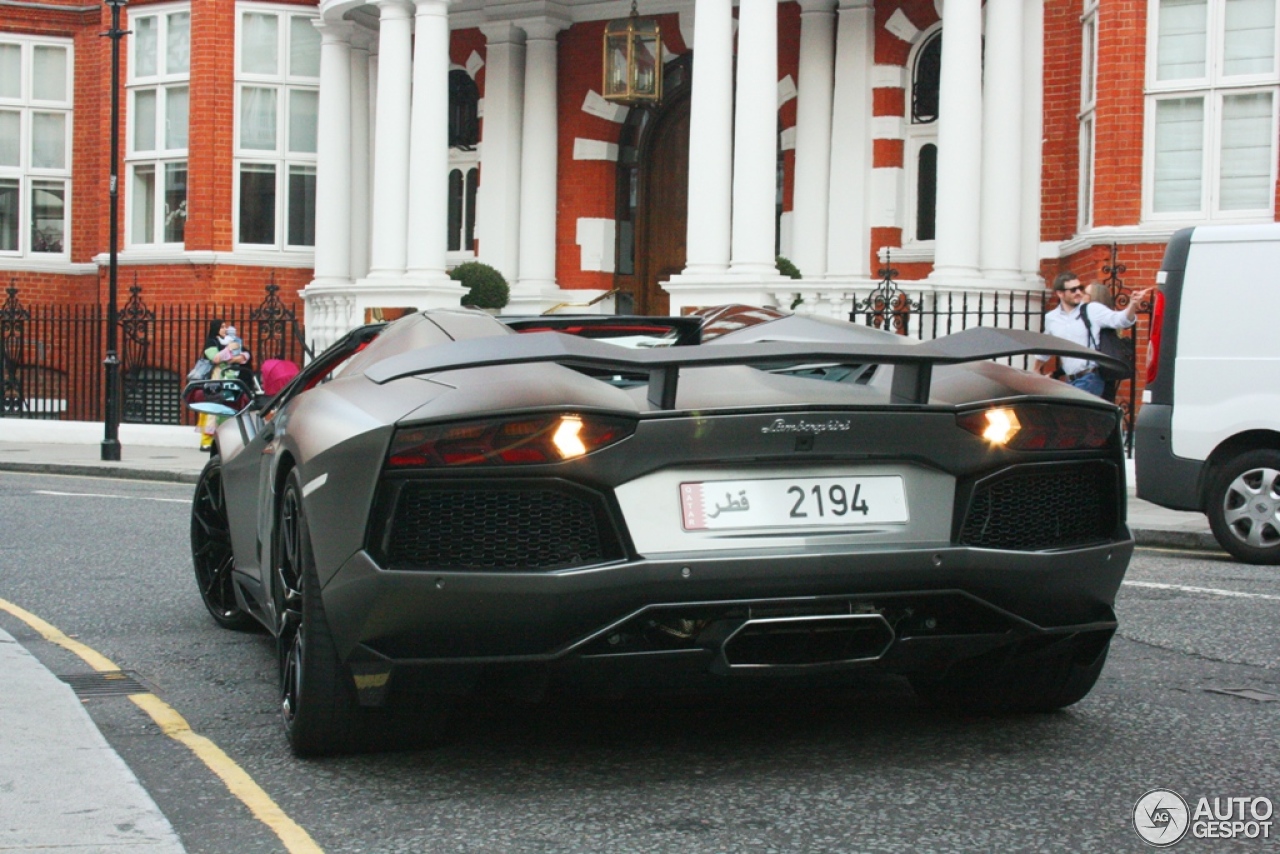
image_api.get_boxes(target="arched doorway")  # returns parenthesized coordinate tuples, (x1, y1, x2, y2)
(614, 56, 691, 315)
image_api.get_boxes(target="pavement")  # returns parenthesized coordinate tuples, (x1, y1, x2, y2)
(0, 433, 1220, 853)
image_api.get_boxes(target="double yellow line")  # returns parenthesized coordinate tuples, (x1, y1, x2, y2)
(0, 597, 323, 854)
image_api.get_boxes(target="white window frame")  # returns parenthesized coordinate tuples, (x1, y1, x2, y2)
(446, 150, 480, 265)
(232, 2, 320, 253)
(1143, 0, 1280, 223)
(1079, 0, 1099, 230)
(0, 35, 73, 259)
(901, 136, 937, 248)
(125, 2, 191, 249)
(903, 24, 941, 250)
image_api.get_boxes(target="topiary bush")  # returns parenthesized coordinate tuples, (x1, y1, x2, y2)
(451, 261, 510, 309)
(776, 256, 802, 280)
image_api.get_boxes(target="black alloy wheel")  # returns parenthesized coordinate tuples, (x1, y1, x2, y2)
(191, 457, 255, 630)
(274, 469, 364, 756)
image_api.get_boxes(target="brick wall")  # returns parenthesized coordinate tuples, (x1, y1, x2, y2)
(1093, 0, 1147, 226)
(187, 0, 235, 252)
(1042, 0, 1083, 241)
(556, 21, 620, 293)
(875, 0, 938, 65)
(86, 265, 310, 307)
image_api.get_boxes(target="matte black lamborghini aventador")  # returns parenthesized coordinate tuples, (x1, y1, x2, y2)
(187, 307, 1133, 755)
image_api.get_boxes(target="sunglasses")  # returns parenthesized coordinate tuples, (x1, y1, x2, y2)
(1061, 286, 1085, 293)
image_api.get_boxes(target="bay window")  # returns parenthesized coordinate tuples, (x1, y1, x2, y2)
(1146, 0, 1279, 220)
(127, 7, 190, 246)
(234, 5, 320, 250)
(0, 36, 72, 257)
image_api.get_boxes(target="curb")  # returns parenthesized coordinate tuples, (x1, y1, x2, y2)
(1132, 528, 1223, 554)
(0, 462, 202, 485)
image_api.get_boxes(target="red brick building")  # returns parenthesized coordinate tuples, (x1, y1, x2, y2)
(2, 0, 1276, 348)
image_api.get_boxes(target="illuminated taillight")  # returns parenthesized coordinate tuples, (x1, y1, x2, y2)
(958, 405, 1115, 450)
(1146, 288, 1165, 385)
(387, 413, 635, 468)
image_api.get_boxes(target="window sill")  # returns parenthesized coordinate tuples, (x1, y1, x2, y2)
(0, 256, 95, 274)
(92, 249, 315, 268)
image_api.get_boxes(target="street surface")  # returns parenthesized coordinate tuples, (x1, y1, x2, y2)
(1, 470, 1277, 853)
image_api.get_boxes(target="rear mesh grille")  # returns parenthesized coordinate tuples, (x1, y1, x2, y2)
(959, 461, 1118, 550)
(383, 482, 620, 571)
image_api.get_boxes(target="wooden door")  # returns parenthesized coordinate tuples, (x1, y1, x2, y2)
(634, 94, 689, 315)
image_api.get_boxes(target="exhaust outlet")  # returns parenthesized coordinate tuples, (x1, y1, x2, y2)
(721, 613, 894, 669)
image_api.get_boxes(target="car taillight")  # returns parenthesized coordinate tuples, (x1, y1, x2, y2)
(957, 405, 1115, 450)
(1146, 288, 1165, 385)
(387, 413, 636, 468)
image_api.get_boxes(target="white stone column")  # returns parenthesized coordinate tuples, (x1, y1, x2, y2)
(1021, 0, 1045, 283)
(477, 23, 526, 284)
(929, 0, 983, 282)
(979, 0, 1023, 282)
(826, 0, 874, 278)
(349, 35, 373, 281)
(513, 19, 567, 299)
(730, 0, 781, 276)
(791, 0, 837, 280)
(406, 0, 452, 283)
(682, 0, 734, 275)
(311, 20, 352, 287)
(367, 0, 413, 278)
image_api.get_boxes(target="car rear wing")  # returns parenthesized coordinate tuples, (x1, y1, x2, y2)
(364, 326, 1127, 408)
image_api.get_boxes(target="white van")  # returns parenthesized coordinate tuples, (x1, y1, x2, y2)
(1134, 222, 1280, 565)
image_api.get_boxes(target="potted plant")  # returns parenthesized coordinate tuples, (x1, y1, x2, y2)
(776, 256, 803, 309)
(451, 262, 510, 311)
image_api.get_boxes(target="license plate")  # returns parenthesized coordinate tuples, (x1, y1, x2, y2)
(680, 476, 908, 531)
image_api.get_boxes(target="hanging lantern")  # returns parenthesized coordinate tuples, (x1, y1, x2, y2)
(602, 0, 662, 106)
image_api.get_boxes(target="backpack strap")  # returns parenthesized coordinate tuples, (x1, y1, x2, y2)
(1079, 304, 1098, 350)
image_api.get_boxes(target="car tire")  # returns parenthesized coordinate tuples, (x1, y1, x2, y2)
(275, 469, 366, 756)
(191, 456, 256, 631)
(1206, 450, 1280, 565)
(911, 632, 1111, 715)
(273, 470, 452, 755)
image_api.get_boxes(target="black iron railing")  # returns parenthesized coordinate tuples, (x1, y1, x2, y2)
(831, 245, 1151, 452)
(0, 280, 307, 425)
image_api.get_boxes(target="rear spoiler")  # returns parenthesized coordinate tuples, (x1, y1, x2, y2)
(365, 326, 1126, 408)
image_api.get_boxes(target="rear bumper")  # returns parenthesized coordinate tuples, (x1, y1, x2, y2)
(322, 536, 1132, 692)
(1134, 403, 1206, 510)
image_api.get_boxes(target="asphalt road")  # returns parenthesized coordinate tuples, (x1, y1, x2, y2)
(1, 470, 1277, 853)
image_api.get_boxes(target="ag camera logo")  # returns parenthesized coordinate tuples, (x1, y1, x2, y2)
(1133, 789, 1275, 846)
(1133, 788, 1190, 847)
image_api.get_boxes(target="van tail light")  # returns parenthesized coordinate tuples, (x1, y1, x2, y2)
(388, 413, 635, 468)
(1145, 289, 1165, 385)
(958, 405, 1115, 450)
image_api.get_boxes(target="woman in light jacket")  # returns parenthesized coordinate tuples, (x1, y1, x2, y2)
(195, 318, 250, 450)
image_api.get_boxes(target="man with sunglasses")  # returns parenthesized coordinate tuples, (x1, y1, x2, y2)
(1036, 272, 1152, 396)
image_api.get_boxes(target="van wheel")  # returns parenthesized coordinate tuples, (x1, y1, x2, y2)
(1207, 450, 1280, 565)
